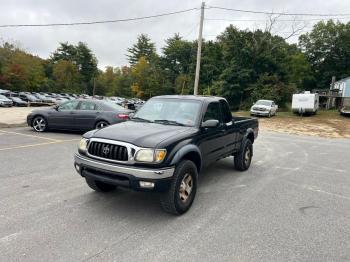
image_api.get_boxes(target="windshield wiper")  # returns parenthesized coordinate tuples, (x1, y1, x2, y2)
(131, 117, 153, 123)
(154, 119, 186, 126)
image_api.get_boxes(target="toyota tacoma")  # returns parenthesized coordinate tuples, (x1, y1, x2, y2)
(74, 95, 259, 215)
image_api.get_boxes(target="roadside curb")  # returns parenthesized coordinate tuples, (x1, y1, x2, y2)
(0, 122, 27, 128)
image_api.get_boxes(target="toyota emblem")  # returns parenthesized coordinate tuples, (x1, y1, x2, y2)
(102, 146, 110, 155)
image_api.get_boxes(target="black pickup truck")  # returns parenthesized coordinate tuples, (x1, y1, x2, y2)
(74, 95, 258, 215)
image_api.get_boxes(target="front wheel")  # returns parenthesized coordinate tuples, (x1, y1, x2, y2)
(32, 116, 48, 132)
(234, 139, 253, 171)
(160, 160, 198, 215)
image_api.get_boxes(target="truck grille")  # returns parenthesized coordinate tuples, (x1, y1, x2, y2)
(253, 107, 266, 111)
(88, 142, 128, 161)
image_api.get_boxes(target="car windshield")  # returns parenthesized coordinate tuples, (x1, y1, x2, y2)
(133, 98, 201, 127)
(255, 100, 272, 106)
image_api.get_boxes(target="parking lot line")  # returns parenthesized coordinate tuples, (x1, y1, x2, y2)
(0, 138, 80, 151)
(0, 130, 60, 142)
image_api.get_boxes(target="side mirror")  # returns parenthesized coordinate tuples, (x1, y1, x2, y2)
(129, 112, 135, 118)
(54, 105, 59, 111)
(202, 119, 219, 128)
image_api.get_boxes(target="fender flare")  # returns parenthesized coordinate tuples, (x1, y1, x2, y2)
(170, 144, 202, 171)
(243, 128, 255, 142)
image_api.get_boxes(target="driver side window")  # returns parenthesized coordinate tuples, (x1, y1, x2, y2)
(58, 100, 79, 111)
(203, 102, 222, 123)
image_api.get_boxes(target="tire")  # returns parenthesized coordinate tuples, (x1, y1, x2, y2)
(95, 120, 109, 129)
(268, 111, 272, 118)
(234, 139, 253, 171)
(32, 116, 48, 132)
(85, 177, 116, 192)
(160, 160, 198, 215)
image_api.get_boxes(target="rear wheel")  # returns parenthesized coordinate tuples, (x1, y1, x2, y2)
(160, 160, 198, 215)
(85, 177, 116, 192)
(32, 116, 47, 132)
(95, 120, 109, 129)
(234, 139, 253, 171)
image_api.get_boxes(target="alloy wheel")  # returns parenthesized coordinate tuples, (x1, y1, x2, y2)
(33, 117, 46, 132)
(179, 173, 193, 202)
(244, 147, 251, 166)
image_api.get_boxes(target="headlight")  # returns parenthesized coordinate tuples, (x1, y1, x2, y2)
(135, 149, 167, 163)
(78, 138, 88, 152)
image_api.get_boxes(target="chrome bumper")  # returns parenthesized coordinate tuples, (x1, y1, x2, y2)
(74, 153, 175, 179)
(250, 110, 269, 115)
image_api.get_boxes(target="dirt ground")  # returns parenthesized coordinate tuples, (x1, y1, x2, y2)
(235, 111, 350, 139)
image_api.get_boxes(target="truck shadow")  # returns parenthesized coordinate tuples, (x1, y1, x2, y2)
(81, 157, 244, 220)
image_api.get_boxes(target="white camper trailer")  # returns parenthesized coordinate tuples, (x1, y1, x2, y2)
(292, 91, 319, 114)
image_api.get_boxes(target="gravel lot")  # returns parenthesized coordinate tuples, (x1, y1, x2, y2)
(0, 127, 349, 261)
(0, 107, 50, 127)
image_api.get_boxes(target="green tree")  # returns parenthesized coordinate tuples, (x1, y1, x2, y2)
(52, 60, 81, 92)
(131, 56, 163, 98)
(1, 47, 47, 92)
(51, 42, 98, 94)
(299, 20, 350, 88)
(127, 34, 157, 65)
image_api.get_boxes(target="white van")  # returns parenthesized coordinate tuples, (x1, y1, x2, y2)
(292, 91, 319, 114)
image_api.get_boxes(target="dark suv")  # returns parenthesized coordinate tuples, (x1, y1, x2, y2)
(74, 95, 259, 215)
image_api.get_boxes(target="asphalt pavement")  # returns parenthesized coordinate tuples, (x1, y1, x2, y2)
(0, 127, 349, 262)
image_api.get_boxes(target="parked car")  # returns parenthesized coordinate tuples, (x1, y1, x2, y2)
(54, 97, 68, 104)
(74, 95, 259, 215)
(0, 94, 13, 107)
(292, 91, 319, 115)
(19, 93, 40, 103)
(27, 99, 133, 132)
(250, 100, 278, 117)
(33, 93, 55, 103)
(9, 96, 28, 107)
(340, 98, 350, 116)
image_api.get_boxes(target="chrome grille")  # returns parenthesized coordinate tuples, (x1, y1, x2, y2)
(88, 141, 128, 161)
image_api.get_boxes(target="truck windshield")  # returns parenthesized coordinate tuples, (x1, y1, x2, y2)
(133, 99, 201, 127)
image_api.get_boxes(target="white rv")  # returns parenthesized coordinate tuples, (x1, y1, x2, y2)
(292, 91, 319, 114)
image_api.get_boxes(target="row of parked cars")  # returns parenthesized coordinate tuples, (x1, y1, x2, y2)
(0, 88, 145, 109)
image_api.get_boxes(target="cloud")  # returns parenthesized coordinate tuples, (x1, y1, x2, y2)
(0, 0, 348, 69)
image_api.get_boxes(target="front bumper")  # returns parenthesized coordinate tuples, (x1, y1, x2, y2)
(74, 153, 174, 191)
(340, 109, 350, 115)
(250, 110, 269, 116)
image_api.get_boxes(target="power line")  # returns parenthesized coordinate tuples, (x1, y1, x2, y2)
(0, 8, 197, 28)
(207, 6, 350, 17)
(205, 17, 350, 22)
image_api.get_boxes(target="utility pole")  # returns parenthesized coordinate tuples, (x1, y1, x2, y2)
(93, 77, 96, 97)
(193, 2, 205, 95)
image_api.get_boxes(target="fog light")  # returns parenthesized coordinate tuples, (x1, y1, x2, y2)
(139, 181, 155, 188)
(74, 164, 80, 173)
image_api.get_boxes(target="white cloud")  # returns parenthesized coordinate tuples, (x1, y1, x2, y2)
(0, 0, 348, 69)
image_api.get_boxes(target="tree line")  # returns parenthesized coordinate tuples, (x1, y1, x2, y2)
(0, 20, 349, 109)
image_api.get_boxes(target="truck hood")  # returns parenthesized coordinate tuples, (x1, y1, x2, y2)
(90, 121, 193, 148)
(252, 104, 270, 110)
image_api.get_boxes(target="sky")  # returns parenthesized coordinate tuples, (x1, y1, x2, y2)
(0, 0, 349, 69)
